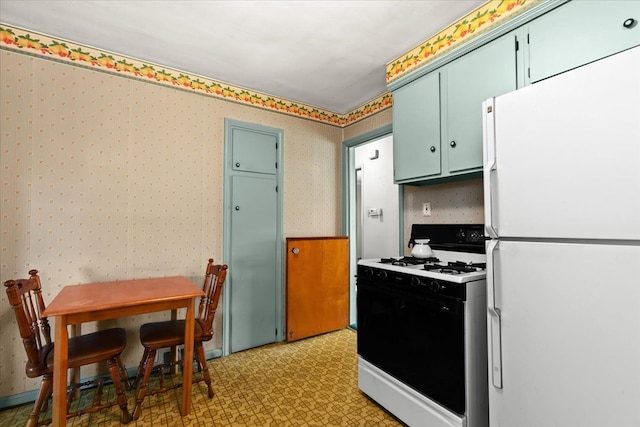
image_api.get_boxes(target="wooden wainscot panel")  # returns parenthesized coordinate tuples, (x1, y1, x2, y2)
(286, 237, 349, 342)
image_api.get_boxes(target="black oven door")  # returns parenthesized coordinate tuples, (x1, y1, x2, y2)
(357, 273, 465, 415)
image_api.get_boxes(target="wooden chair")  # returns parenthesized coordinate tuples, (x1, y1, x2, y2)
(132, 259, 227, 419)
(4, 269, 132, 427)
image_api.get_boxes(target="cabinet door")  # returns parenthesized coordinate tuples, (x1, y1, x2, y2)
(231, 127, 277, 174)
(392, 71, 441, 182)
(286, 237, 349, 342)
(447, 33, 518, 174)
(529, 0, 640, 83)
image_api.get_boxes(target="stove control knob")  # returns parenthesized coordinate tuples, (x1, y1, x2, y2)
(377, 270, 388, 281)
(410, 277, 422, 287)
(429, 280, 442, 293)
(362, 268, 374, 278)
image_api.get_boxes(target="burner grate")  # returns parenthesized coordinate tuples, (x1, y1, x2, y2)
(423, 261, 486, 274)
(379, 256, 440, 266)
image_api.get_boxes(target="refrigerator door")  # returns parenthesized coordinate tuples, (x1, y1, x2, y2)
(484, 46, 640, 240)
(487, 240, 640, 427)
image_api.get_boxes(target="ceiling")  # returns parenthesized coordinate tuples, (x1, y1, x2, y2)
(0, 0, 486, 114)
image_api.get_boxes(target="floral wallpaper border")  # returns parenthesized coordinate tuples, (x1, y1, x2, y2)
(1, 1, 533, 127)
(0, 24, 382, 127)
(386, 0, 541, 83)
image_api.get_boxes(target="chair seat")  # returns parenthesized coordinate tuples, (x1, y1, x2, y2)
(139, 320, 203, 349)
(27, 328, 127, 377)
(133, 261, 227, 419)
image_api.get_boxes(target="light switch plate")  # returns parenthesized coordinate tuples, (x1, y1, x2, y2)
(368, 207, 382, 217)
(422, 202, 432, 216)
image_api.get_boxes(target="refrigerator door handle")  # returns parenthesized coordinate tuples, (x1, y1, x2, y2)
(483, 98, 498, 239)
(487, 239, 503, 389)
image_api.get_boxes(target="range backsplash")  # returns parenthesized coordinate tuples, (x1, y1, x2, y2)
(403, 179, 484, 254)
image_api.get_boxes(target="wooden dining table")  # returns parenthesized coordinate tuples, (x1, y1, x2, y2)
(42, 276, 204, 426)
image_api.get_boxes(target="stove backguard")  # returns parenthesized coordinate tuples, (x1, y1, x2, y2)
(408, 224, 487, 254)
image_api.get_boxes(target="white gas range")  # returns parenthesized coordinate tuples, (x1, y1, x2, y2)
(357, 224, 488, 427)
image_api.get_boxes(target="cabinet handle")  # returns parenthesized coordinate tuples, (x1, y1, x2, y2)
(291, 247, 300, 255)
(430, 146, 436, 153)
(235, 206, 240, 211)
(450, 141, 457, 148)
(235, 162, 240, 167)
(623, 18, 637, 29)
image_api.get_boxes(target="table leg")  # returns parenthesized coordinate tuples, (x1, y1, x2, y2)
(53, 315, 69, 426)
(70, 324, 81, 399)
(181, 299, 195, 416)
(170, 309, 178, 375)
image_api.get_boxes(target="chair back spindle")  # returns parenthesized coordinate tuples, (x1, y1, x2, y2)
(4, 269, 52, 376)
(197, 259, 227, 340)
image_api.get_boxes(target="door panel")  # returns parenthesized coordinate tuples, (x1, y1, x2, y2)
(487, 47, 640, 240)
(286, 237, 349, 342)
(232, 128, 277, 174)
(528, 0, 640, 83)
(447, 33, 517, 173)
(230, 175, 277, 352)
(355, 135, 400, 259)
(489, 240, 640, 427)
(392, 71, 441, 182)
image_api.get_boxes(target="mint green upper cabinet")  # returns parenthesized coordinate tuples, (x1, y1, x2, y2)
(392, 31, 519, 184)
(232, 128, 277, 175)
(528, 0, 640, 83)
(446, 32, 519, 174)
(393, 71, 441, 182)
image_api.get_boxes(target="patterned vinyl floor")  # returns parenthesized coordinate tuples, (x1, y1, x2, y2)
(0, 329, 405, 426)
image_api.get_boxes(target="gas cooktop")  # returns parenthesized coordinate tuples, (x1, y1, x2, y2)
(359, 250, 487, 283)
(379, 256, 486, 273)
(358, 224, 488, 283)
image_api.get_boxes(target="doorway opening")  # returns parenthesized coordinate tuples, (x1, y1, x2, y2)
(342, 125, 403, 326)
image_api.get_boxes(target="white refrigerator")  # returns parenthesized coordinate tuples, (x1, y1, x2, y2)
(482, 46, 640, 426)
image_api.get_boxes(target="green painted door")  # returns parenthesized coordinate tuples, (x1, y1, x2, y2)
(230, 174, 277, 352)
(392, 71, 441, 182)
(231, 128, 278, 174)
(225, 119, 281, 354)
(528, 0, 640, 83)
(447, 32, 518, 174)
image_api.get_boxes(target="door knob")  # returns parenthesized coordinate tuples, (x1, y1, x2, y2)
(291, 247, 300, 255)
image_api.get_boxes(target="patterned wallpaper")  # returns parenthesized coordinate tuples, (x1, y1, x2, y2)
(0, 50, 343, 399)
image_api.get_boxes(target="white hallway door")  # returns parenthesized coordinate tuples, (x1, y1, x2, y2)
(355, 135, 400, 260)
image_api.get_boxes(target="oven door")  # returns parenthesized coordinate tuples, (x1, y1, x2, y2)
(357, 275, 466, 415)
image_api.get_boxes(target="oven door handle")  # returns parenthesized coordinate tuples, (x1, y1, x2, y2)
(487, 239, 503, 389)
